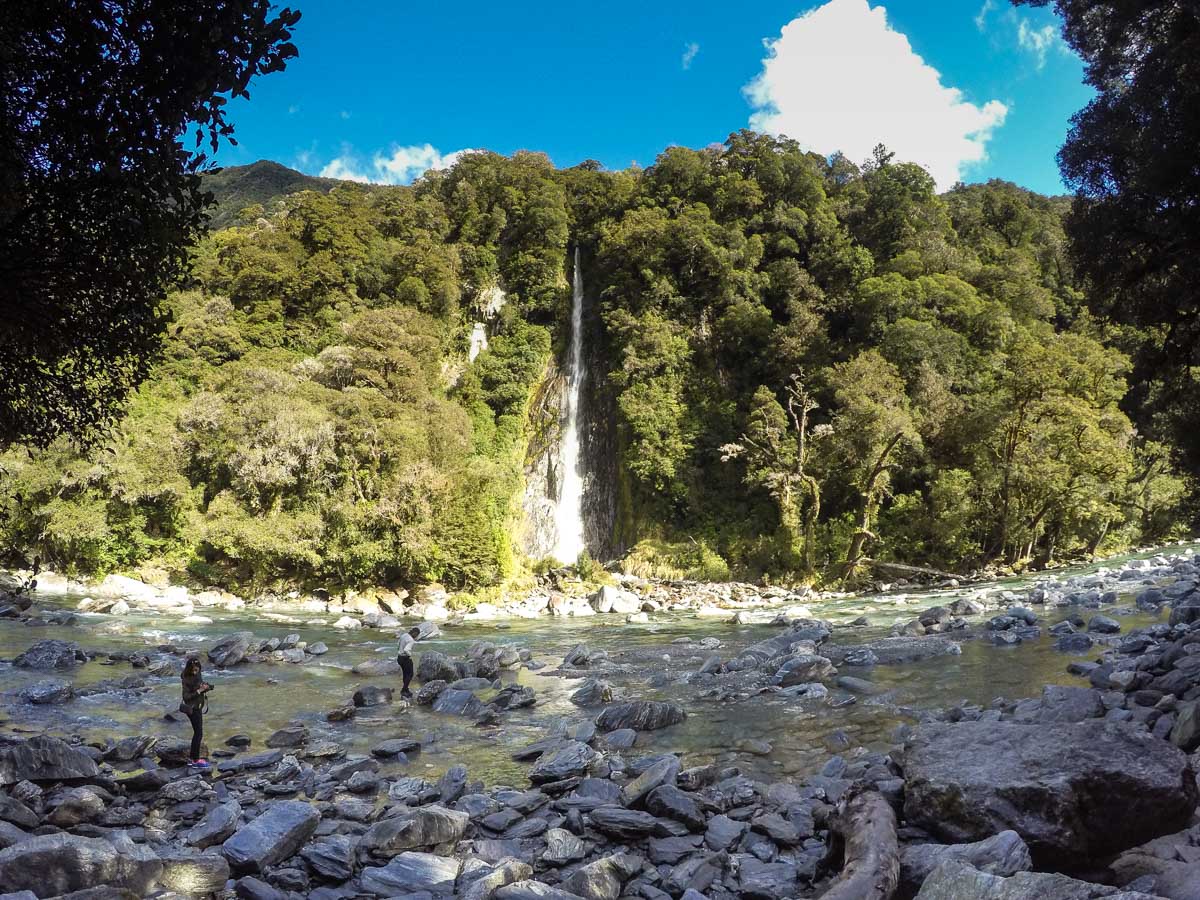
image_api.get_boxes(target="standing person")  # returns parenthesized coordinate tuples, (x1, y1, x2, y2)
(397, 626, 421, 699)
(180, 656, 213, 769)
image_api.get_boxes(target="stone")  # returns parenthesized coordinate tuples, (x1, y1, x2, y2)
(352, 685, 393, 707)
(1089, 615, 1122, 634)
(300, 834, 355, 882)
(0, 736, 99, 785)
(0, 797, 37, 830)
(46, 786, 104, 826)
(738, 858, 797, 900)
(18, 679, 73, 705)
(705, 815, 748, 851)
(208, 632, 255, 667)
(373, 738, 421, 758)
(1036, 685, 1105, 723)
(496, 881, 589, 900)
(13, 639, 86, 669)
(0, 833, 162, 897)
(186, 800, 242, 849)
(646, 785, 705, 832)
(463, 859, 535, 900)
(353, 658, 401, 677)
(1169, 701, 1200, 752)
(570, 679, 613, 708)
(773, 654, 836, 686)
(432, 688, 486, 718)
(418, 651, 461, 684)
(529, 742, 598, 784)
(158, 851, 231, 895)
(542, 828, 587, 865)
(827, 635, 961, 666)
(588, 806, 661, 839)
(648, 835, 703, 865)
(562, 853, 642, 900)
(902, 720, 1198, 865)
(234, 875, 287, 900)
(265, 724, 308, 748)
(901, 831, 1033, 892)
(221, 800, 320, 874)
(360, 805, 469, 857)
(620, 757, 681, 807)
(360, 851, 462, 896)
(914, 859, 1161, 899)
(595, 701, 686, 733)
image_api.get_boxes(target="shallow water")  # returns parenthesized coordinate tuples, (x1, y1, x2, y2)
(1, 542, 1196, 785)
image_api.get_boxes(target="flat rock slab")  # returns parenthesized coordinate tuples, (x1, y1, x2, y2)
(902, 721, 1198, 866)
(360, 851, 462, 896)
(914, 860, 1164, 899)
(221, 800, 320, 873)
(0, 833, 162, 897)
(594, 701, 686, 733)
(827, 635, 962, 666)
(0, 736, 99, 786)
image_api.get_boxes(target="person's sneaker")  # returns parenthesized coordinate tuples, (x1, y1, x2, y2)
(400, 689, 413, 700)
(188, 758, 211, 769)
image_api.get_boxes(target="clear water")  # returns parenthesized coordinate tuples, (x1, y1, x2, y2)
(1, 541, 1195, 785)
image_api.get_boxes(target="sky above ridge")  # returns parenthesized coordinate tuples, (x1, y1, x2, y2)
(214, 0, 1092, 195)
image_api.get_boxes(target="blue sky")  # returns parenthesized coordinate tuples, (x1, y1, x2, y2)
(216, 0, 1092, 195)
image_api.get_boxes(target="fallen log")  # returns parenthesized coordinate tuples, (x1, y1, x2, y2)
(865, 559, 962, 583)
(821, 788, 899, 900)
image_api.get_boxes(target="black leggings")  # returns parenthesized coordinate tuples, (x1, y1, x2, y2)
(188, 707, 203, 760)
(398, 655, 414, 692)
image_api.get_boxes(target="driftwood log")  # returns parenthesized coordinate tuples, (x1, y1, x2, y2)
(821, 788, 900, 900)
(865, 559, 962, 583)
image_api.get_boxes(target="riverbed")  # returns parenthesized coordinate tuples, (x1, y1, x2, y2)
(2, 543, 1196, 786)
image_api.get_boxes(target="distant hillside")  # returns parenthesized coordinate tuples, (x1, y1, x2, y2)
(201, 160, 345, 229)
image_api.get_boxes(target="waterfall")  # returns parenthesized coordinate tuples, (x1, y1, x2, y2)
(554, 247, 587, 562)
(468, 323, 488, 362)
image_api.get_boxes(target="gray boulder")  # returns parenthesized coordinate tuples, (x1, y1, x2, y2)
(772, 654, 836, 686)
(19, 680, 72, 705)
(158, 851, 231, 895)
(208, 632, 255, 667)
(186, 800, 242, 849)
(360, 851, 461, 896)
(914, 860, 1163, 899)
(529, 742, 598, 784)
(569, 678, 612, 708)
(595, 701, 685, 733)
(901, 831, 1033, 892)
(902, 721, 1198, 865)
(542, 828, 587, 866)
(0, 736, 99, 785)
(496, 881, 588, 900)
(431, 689, 485, 718)
(463, 859, 535, 900)
(827, 635, 961, 666)
(418, 651, 461, 684)
(221, 800, 320, 873)
(300, 834, 356, 883)
(13, 640, 85, 670)
(561, 853, 642, 900)
(353, 685, 393, 708)
(359, 806, 468, 856)
(0, 833, 162, 896)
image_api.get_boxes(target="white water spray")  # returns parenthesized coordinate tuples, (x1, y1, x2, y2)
(468, 322, 488, 362)
(554, 248, 587, 563)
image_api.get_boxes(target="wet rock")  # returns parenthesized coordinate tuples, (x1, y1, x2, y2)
(221, 800, 320, 874)
(360, 805, 469, 856)
(265, 724, 308, 749)
(827, 635, 961, 666)
(158, 850, 231, 895)
(664, 851, 725, 895)
(595, 701, 686, 733)
(529, 742, 598, 785)
(307, 641, 328, 656)
(372, 738, 421, 758)
(648, 835, 703, 865)
(1035, 685, 1105, 723)
(621, 757, 681, 807)
(913, 859, 1160, 899)
(900, 830, 1033, 892)
(590, 586, 641, 616)
(13, 640, 86, 670)
(569, 678, 612, 708)
(705, 815, 748, 851)
(646, 785, 706, 832)
(773, 654, 836, 686)
(300, 834, 356, 882)
(353, 658, 401, 677)
(360, 851, 462, 895)
(416, 680, 448, 705)
(1056, 633, 1096, 653)
(1089, 615, 1122, 634)
(352, 685, 393, 708)
(432, 688, 486, 718)
(208, 632, 255, 667)
(19, 679, 73, 705)
(563, 644, 593, 668)
(562, 852, 642, 900)
(542, 828, 587, 865)
(0, 833, 162, 896)
(103, 735, 156, 763)
(902, 720, 1198, 865)
(0, 736, 99, 785)
(438, 765, 468, 804)
(186, 800, 242, 849)
(491, 684, 536, 711)
(418, 651, 461, 683)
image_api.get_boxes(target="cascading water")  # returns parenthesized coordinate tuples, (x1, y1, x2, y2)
(554, 248, 587, 562)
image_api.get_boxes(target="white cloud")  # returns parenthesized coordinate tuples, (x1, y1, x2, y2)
(682, 42, 700, 70)
(745, 0, 1008, 189)
(339, 110, 352, 120)
(1017, 18, 1058, 69)
(974, 0, 996, 31)
(318, 144, 478, 185)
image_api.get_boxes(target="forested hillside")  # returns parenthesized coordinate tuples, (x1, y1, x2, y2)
(0, 134, 1190, 594)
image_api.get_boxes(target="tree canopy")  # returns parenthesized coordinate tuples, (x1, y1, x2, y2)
(0, 0, 300, 447)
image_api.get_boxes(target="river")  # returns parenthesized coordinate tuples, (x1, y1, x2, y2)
(2, 542, 1197, 786)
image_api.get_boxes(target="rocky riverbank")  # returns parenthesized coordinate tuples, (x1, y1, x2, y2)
(2, 546, 1200, 898)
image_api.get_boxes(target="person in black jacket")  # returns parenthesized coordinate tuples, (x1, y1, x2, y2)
(180, 656, 213, 769)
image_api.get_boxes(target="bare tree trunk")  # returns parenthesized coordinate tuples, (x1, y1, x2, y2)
(840, 432, 902, 583)
(821, 789, 899, 900)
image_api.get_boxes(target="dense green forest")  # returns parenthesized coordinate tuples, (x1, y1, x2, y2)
(0, 133, 1191, 594)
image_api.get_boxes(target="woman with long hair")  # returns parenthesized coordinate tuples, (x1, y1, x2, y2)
(180, 656, 213, 769)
